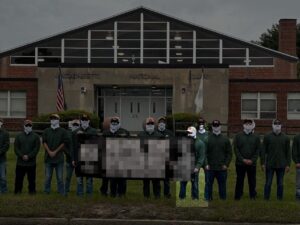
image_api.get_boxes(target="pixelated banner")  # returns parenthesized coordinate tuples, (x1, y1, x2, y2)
(75, 135, 195, 181)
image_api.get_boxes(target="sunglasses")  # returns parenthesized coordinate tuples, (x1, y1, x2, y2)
(25, 124, 32, 127)
(274, 122, 281, 125)
(146, 122, 154, 125)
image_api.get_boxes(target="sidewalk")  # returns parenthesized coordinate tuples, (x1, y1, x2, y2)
(0, 218, 299, 225)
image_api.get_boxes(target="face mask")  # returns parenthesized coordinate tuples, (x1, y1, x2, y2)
(81, 120, 90, 130)
(0, 121, 2, 128)
(71, 125, 79, 132)
(158, 122, 166, 132)
(243, 124, 253, 135)
(24, 126, 32, 134)
(146, 124, 155, 134)
(272, 124, 281, 135)
(187, 130, 197, 139)
(198, 125, 206, 134)
(212, 126, 221, 135)
(110, 123, 120, 133)
(50, 119, 60, 129)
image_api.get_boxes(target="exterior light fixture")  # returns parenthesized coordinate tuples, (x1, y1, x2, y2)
(105, 31, 113, 40)
(174, 32, 182, 40)
(118, 52, 124, 56)
(175, 45, 182, 49)
(177, 59, 183, 62)
(176, 53, 182, 56)
(122, 59, 129, 62)
(80, 87, 87, 94)
(112, 85, 118, 89)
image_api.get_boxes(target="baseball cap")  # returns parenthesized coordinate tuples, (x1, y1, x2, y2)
(146, 117, 155, 125)
(110, 117, 120, 124)
(212, 120, 221, 127)
(50, 114, 60, 120)
(273, 119, 281, 125)
(24, 119, 33, 126)
(81, 114, 90, 121)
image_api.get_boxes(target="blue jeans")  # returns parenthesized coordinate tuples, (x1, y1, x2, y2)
(0, 161, 7, 193)
(296, 168, 300, 200)
(264, 168, 285, 200)
(207, 170, 227, 200)
(77, 177, 93, 196)
(179, 172, 199, 199)
(65, 162, 74, 194)
(44, 162, 64, 195)
(204, 169, 209, 200)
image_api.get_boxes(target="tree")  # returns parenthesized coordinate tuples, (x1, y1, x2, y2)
(254, 23, 300, 76)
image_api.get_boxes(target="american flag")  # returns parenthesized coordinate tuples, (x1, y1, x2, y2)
(56, 67, 65, 111)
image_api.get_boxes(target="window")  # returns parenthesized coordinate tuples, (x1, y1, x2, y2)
(287, 93, 300, 119)
(241, 93, 276, 119)
(0, 91, 26, 118)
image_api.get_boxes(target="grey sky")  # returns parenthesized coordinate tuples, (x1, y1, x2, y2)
(0, 0, 299, 52)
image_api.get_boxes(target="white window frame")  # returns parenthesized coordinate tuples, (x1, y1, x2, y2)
(287, 93, 300, 120)
(241, 92, 277, 120)
(0, 91, 26, 118)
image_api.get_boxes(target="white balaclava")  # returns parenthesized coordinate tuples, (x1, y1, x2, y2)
(158, 121, 166, 132)
(272, 120, 282, 135)
(243, 120, 255, 135)
(81, 120, 90, 130)
(50, 119, 60, 129)
(145, 119, 155, 134)
(187, 126, 197, 139)
(110, 121, 121, 133)
(24, 125, 32, 135)
(198, 124, 206, 134)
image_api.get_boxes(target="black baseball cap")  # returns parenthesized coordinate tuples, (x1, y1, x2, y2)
(198, 117, 206, 125)
(243, 119, 253, 124)
(212, 120, 221, 127)
(273, 119, 281, 125)
(81, 114, 90, 121)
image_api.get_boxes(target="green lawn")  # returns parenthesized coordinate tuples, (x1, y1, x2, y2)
(0, 143, 299, 223)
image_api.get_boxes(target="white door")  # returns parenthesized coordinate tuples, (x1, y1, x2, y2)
(150, 98, 166, 120)
(104, 97, 120, 118)
(121, 97, 149, 131)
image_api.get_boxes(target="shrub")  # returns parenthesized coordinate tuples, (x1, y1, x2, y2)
(32, 109, 100, 132)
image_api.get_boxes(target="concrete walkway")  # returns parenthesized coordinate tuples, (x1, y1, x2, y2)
(0, 218, 299, 225)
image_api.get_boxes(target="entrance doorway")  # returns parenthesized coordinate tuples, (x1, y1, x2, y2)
(97, 87, 172, 131)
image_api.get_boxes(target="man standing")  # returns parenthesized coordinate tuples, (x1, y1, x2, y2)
(179, 126, 205, 200)
(102, 117, 130, 197)
(73, 114, 98, 196)
(261, 119, 291, 200)
(14, 120, 40, 194)
(64, 119, 80, 195)
(233, 119, 260, 200)
(138, 117, 163, 198)
(292, 131, 300, 201)
(0, 118, 9, 194)
(196, 118, 209, 200)
(206, 120, 232, 200)
(157, 116, 174, 198)
(43, 114, 69, 195)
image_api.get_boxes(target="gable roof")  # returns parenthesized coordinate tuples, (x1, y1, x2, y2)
(0, 6, 298, 62)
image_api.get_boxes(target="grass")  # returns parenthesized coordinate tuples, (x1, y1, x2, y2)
(0, 142, 299, 223)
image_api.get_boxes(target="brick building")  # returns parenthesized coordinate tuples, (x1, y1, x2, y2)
(0, 7, 298, 133)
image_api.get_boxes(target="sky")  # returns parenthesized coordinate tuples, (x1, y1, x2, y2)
(0, 0, 299, 52)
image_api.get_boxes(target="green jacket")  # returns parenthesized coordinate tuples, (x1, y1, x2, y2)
(138, 130, 163, 138)
(102, 128, 130, 138)
(292, 134, 300, 164)
(233, 132, 260, 166)
(64, 130, 75, 163)
(261, 132, 291, 168)
(197, 131, 208, 167)
(42, 127, 69, 164)
(158, 128, 174, 138)
(206, 133, 232, 170)
(194, 137, 206, 169)
(0, 128, 9, 162)
(72, 126, 98, 162)
(14, 132, 40, 166)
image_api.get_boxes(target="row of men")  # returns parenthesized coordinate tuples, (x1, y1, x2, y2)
(0, 115, 173, 198)
(0, 116, 299, 201)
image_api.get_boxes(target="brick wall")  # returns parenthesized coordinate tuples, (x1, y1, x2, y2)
(0, 78, 38, 130)
(229, 80, 300, 134)
(0, 57, 37, 78)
